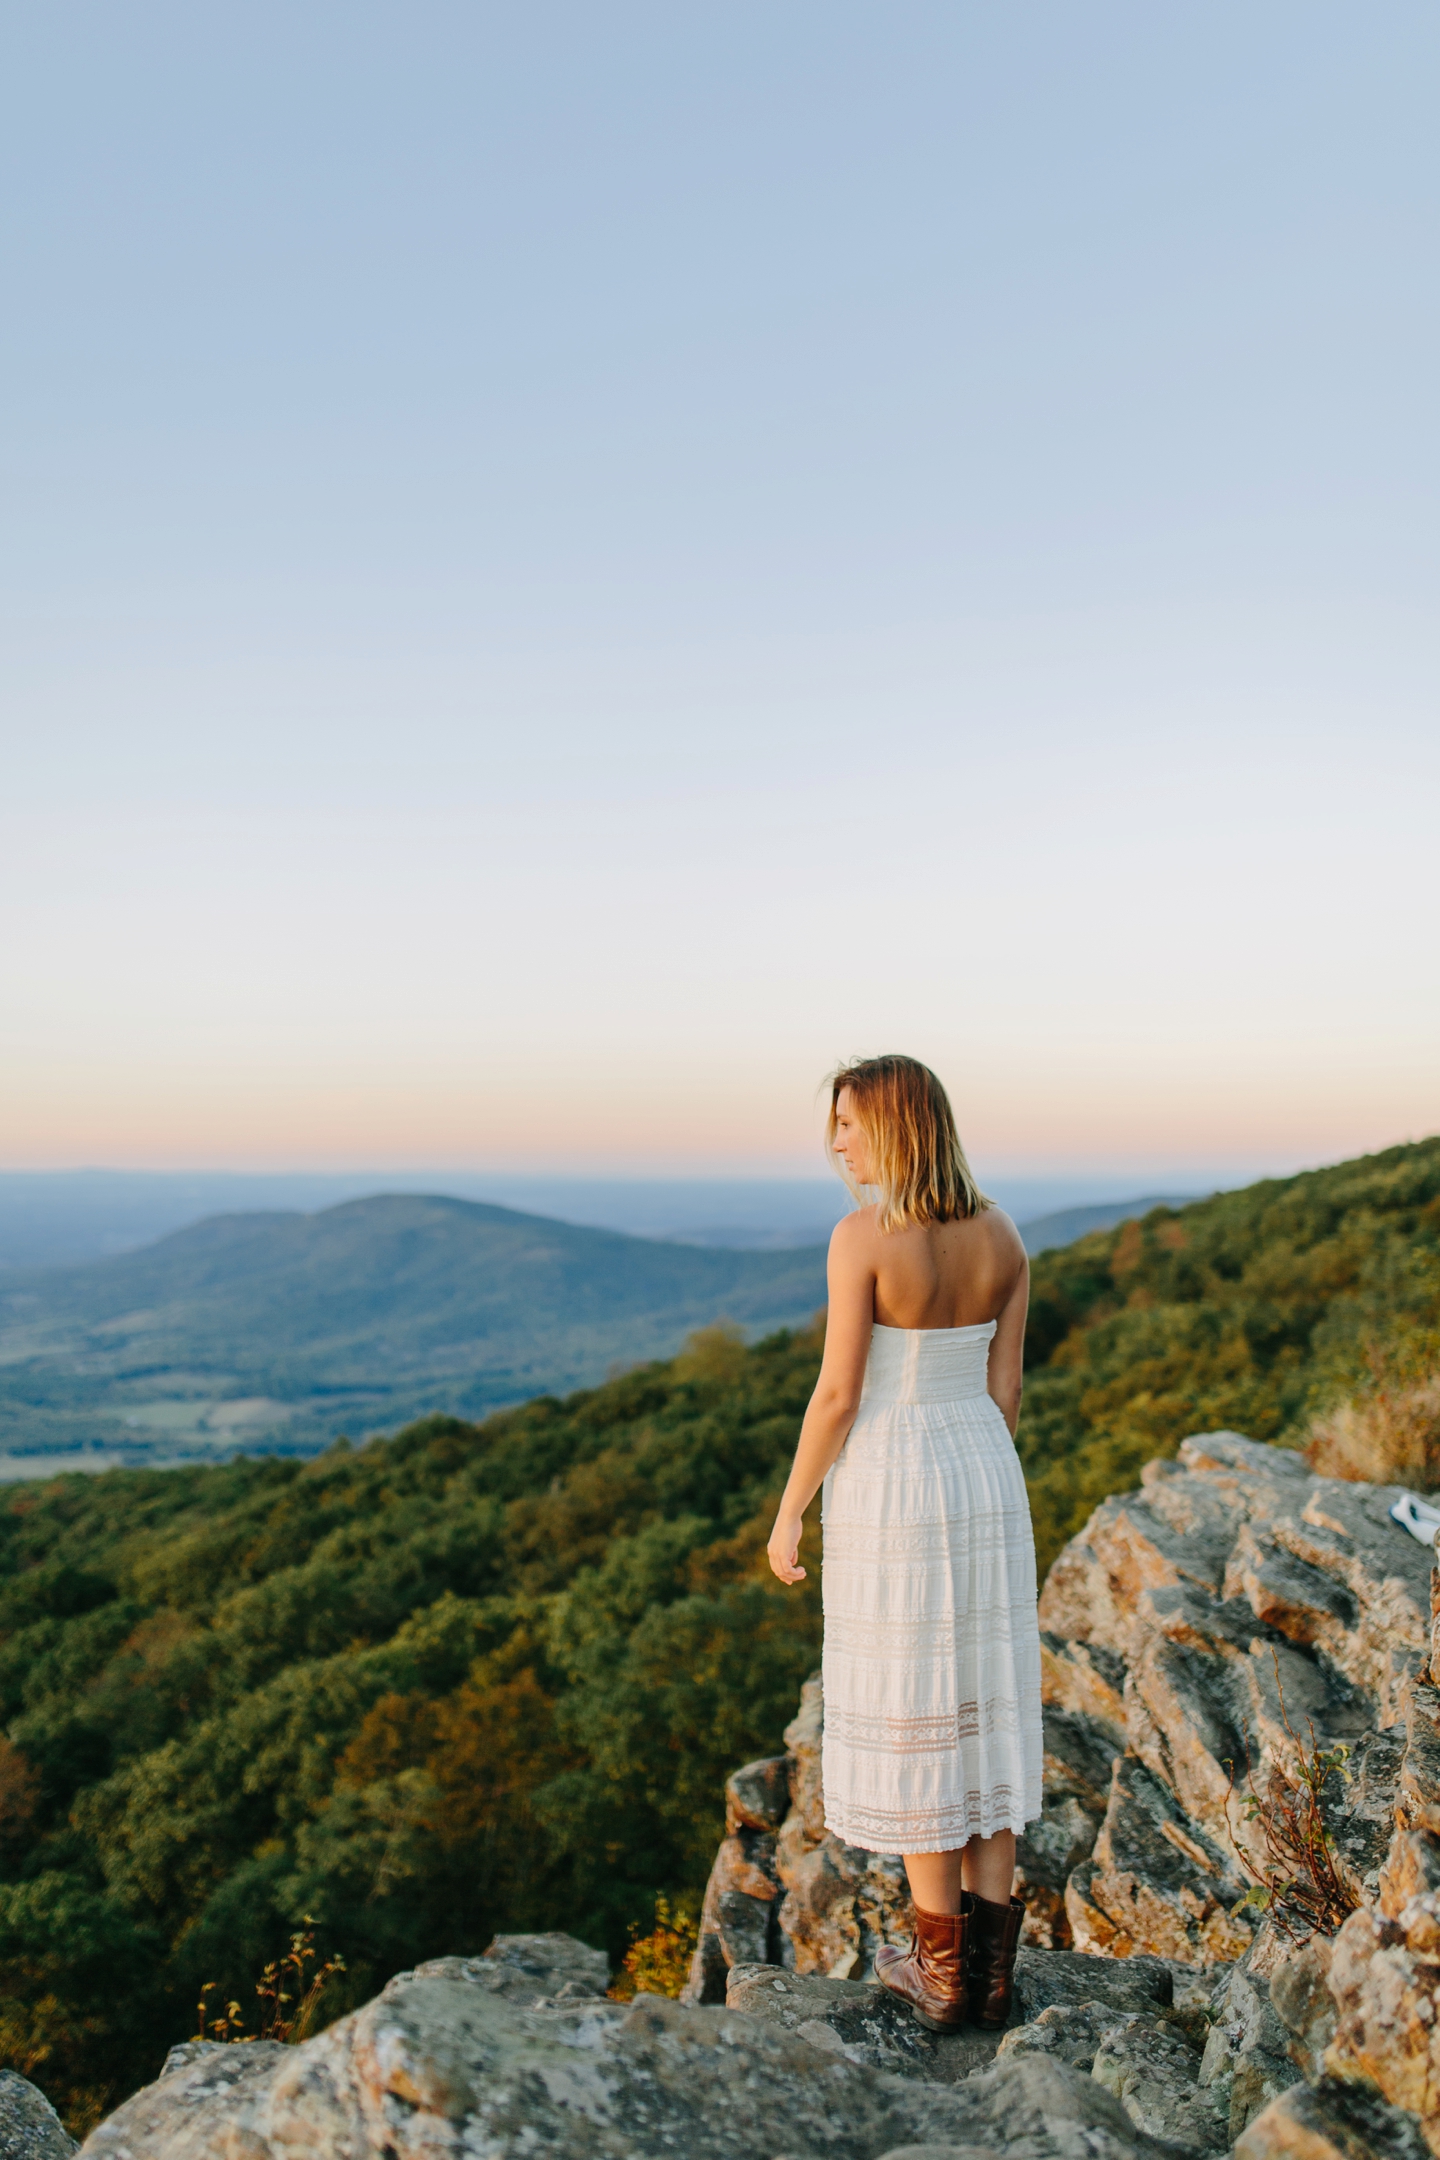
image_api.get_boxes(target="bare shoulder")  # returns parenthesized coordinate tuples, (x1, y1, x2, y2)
(978, 1205, 1028, 1271)
(828, 1206, 879, 1263)
(830, 1203, 877, 1246)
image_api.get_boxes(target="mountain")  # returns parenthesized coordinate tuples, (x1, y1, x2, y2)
(0, 1171, 852, 1270)
(1016, 1193, 1198, 1256)
(0, 1194, 827, 1462)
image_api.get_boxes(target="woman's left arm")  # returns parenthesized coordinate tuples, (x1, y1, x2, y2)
(987, 1242, 1030, 1438)
(766, 1216, 875, 1585)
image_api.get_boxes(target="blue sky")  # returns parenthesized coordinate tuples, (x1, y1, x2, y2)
(3, 4, 1437, 1178)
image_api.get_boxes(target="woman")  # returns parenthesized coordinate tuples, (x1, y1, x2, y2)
(767, 1056, 1041, 2032)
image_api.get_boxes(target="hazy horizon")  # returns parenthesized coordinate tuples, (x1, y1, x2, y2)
(0, 1146, 1394, 1273)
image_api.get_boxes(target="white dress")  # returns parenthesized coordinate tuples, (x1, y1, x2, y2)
(820, 1320, 1043, 1854)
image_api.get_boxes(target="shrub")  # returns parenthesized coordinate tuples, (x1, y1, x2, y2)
(607, 1897, 699, 2001)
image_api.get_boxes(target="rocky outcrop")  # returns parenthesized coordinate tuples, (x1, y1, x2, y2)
(685, 1429, 1440, 2154)
(1041, 1433, 1434, 1964)
(78, 1933, 1175, 2160)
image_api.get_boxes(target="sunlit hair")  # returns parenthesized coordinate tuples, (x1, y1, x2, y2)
(825, 1055, 991, 1232)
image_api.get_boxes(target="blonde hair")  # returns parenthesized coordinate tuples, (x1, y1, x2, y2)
(826, 1055, 991, 1232)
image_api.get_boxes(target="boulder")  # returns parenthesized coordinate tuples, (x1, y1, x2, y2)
(726, 1753, 791, 1831)
(724, 1962, 1002, 2083)
(477, 1930, 611, 2002)
(1038, 1435, 1432, 1924)
(1091, 2013, 1230, 2154)
(1235, 2075, 1432, 2160)
(997, 2001, 1138, 2074)
(79, 1943, 1175, 2160)
(1065, 1754, 1251, 1965)
(0, 2070, 76, 2159)
(1010, 1945, 1174, 2019)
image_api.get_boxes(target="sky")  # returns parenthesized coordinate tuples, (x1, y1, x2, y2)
(3, 3, 1437, 1183)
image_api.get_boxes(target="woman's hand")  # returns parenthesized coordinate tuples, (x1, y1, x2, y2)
(767, 1509, 806, 1585)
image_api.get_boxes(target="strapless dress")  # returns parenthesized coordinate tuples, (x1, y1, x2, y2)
(820, 1320, 1043, 1852)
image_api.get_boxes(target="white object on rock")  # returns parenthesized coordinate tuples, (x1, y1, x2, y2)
(1390, 1491, 1440, 1547)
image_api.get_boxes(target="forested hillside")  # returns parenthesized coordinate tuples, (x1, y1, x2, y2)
(0, 1195, 828, 1461)
(1020, 1133, 1440, 1550)
(0, 1137, 1435, 2130)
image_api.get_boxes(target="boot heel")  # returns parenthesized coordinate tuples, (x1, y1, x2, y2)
(910, 2002, 965, 2033)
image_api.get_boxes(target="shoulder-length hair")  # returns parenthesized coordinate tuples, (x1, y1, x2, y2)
(826, 1055, 991, 1233)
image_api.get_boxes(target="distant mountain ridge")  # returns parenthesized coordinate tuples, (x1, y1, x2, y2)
(0, 1169, 1225, 1270)
(0, 1194, 829, 1464)
(0, 1185, 1213, 1472)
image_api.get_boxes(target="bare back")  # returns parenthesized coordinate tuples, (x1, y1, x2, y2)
(817, 1202, 1030, 1439)
(865, 1207, 1027, 1330)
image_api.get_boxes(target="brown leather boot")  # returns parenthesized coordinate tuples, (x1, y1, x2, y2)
(966, 1893, 1024, 2027)
(874, 1899, 968, 2031)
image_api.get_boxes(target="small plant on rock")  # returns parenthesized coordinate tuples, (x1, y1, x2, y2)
(1224, 1654, 1360, 1943)
(195, 1918, 345, 2045)
(607, 1897, 700, 2001)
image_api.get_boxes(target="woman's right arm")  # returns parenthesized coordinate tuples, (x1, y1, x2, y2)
(766, 1215, 874, 1585)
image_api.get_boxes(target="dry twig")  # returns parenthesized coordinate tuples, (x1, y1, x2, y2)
(1223, 1651, 1360, 1943)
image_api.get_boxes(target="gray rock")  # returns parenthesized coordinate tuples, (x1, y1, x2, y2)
(79, 1954, 1171, 2160)
(1197, 1962, 1296, 2138)
(727, 1755, 792, 1830)
(873, 2149, 1005, 2160)
(1091, 2015, 1229, 2155)
(682, 1923, 730, 2007)
(1162, 1956, 1235, 2028)
(479, 1928, 610, 2002)
(947, 2053, 1173, 2159)
(1016, 1797, 1100, 1891)
(1065, 1754, 1252, 1966)
(1266, 1935, 1337, 2079)
(1039, 1705, 1124, 1816)
(157, 2044, 229, 2084)
(1033, 1432, 1435, 1977)
(1397, 1676, 1440, 1833)
(997, 2002, 1138, 2074)
(1328, 1728, 1404, 1892)
(682, 1826, 785, 2000)
(718, 1881, 779, 1966)
(1012, 1946, 1174, 2019)
(81, 2042, 283, 2158)
(0, 2071, 75, 2160)
(725, 1963, 1002, 2084)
